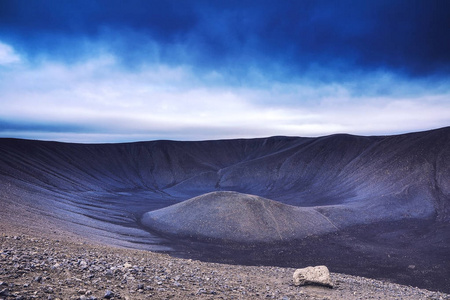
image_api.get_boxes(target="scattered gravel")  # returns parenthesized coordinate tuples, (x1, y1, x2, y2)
(1, 233, 449, 300)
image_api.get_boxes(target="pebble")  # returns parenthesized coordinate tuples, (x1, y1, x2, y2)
(0, 288, 10, 297)
(1, 234, 449, 300)
(103, 290, 114, 298)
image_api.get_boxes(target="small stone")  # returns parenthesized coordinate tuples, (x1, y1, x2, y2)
(0, 288, 10, 297)
(79, 260, 88, 270)
(104, 290, 114, 299)
(123, 262, 132, 269)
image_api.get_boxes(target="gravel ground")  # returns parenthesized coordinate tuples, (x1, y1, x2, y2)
(1, 232, 449, 300)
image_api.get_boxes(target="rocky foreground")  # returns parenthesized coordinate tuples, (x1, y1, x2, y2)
(1, 232, 449, 300)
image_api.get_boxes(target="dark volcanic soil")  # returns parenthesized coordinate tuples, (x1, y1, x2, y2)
(161, 219, 450, 293)
(1, 229, 449, 300)
(0, 127, 449, 294)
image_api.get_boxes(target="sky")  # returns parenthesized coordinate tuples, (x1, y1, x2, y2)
(0, 0, 449, 143)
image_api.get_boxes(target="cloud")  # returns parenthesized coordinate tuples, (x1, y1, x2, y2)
(0, 41, 20, 65)
(1, 0, 449, 78)
(1, 0, 449, 142)
(0, 40, 448, 142)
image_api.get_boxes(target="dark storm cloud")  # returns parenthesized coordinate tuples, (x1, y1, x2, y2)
(0, 0, 196, 39)
(0, 0, 196, 64)
(1, 0, 449, 78)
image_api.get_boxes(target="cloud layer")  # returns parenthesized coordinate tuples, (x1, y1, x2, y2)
(0, 0, 449, 142)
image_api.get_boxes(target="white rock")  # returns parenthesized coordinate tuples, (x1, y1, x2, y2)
(293, 265, 333, 288)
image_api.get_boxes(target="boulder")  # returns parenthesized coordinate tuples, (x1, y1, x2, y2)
(293, 265, 333, 288)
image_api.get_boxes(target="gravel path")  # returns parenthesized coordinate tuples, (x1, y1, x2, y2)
(1, 233, 449, 300)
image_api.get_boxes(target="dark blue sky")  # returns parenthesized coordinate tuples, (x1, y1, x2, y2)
(0, 0, 449, 142)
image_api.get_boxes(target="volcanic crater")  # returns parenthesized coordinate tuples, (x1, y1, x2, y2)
(1, 127, 449, 292)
